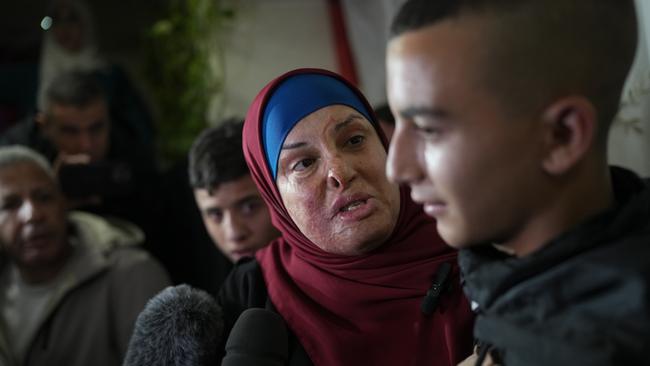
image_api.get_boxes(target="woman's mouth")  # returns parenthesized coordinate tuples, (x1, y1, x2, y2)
(336, 198, 376, 222)
(340, 199, 367, 212)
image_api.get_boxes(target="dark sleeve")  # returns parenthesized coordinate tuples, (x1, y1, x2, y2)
(216, 258, 268, 359)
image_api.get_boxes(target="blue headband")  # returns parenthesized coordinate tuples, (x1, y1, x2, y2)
(262, 73, 373, 179)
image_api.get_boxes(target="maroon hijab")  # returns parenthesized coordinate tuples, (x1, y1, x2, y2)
(243, 68, 473, 365)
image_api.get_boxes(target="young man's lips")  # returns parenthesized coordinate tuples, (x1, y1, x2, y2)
(423, 202, 446, 217)
(231, 249, 255, 260)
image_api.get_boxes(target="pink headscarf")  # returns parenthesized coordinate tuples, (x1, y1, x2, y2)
(243, 68, 473, 365)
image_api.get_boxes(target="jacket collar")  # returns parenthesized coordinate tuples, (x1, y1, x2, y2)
(459, 166, 649, 311)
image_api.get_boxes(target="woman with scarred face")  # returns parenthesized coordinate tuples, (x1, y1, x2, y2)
(217, 69, 474, 366)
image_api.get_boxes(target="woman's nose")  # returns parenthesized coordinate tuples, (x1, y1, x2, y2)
(327, 157, 354, 190)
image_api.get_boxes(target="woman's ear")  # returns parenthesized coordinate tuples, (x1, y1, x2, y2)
(540, 96, 597, 175)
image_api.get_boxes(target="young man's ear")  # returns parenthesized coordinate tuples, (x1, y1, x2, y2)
(540, 96, 597, 175)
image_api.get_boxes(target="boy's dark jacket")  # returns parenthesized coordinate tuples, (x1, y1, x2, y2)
(461, 167, 650, 365)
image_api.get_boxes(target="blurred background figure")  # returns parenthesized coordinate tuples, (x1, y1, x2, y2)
(37, 0, 155, 147)
(0, 0, 154, 147)
(0, 145, 169, 366)
(0, 71, 162, 262)
(36, 0, 103, 112)
(189, 119, 279, 264)
(155, 119, 280, 295)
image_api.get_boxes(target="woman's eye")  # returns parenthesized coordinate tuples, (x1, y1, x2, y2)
(347, 135, 365, 146)
(292, 158, 315, 172)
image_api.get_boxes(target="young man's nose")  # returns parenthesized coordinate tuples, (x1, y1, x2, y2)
(386, 125, 424, 184)
(224, 213, 248, 242)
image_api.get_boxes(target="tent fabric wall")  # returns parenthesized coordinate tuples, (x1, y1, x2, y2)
(609, 0, 650, 176)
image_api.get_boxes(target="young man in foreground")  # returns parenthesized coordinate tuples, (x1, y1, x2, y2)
(386, 0, 649, 364)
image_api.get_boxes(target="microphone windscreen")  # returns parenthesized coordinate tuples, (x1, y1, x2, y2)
(222, 308, 289, 366)
(123, 284, 223, 366)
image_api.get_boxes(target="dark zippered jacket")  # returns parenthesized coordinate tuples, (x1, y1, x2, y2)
(460, 167, 650, 365)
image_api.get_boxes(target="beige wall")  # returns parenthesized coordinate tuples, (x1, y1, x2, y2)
(212, 0, 337, 122)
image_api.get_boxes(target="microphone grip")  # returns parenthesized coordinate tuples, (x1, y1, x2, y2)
(222, 308, 289, 366)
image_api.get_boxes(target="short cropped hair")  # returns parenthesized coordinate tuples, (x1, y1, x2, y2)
(188, 118, 250, 192)
(0, 145, 56, 181)
(45, 70, 107, 109)
(390, 0, 638, 147)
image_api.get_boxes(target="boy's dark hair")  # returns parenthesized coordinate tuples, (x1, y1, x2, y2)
(45, 70, 107, 109)
(188, 118, 250, 192)
(390, 0, 638, 148)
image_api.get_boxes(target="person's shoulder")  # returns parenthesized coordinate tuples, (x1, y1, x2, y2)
(217, 257, 268, 319)
(231, 257, 263, 278)
(109, 245, 159, 268)
(70, 211, 168, 278)
(216, 257, 267, 361)
(0, 116, 38, 145)
(70, 211, 145, 250)
(104, 246, 170, 294)
(219, 257, 266, 302)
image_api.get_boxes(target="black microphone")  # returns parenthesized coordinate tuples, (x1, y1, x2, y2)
(421, 262, 452, 315)
(123, 284, 223, 366)
(221, 308, 289, 366)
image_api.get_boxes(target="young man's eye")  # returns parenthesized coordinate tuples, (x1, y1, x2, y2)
(413, 120, 443, 138)
(206, 209, 223, 222)
(240, 200, 261, 216)
(418, 126, 440, 135)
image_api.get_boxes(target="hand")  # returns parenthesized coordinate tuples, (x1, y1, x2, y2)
(54, 153, 103, 209)
(458, 346, 500, 366)
(53, 153, 92, 173)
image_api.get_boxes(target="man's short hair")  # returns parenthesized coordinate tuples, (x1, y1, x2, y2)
(44, 70, 107, 109)
(390, 0, 638, 147)
(188, 118, 250, 192)
(0, 145, 56, 181)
